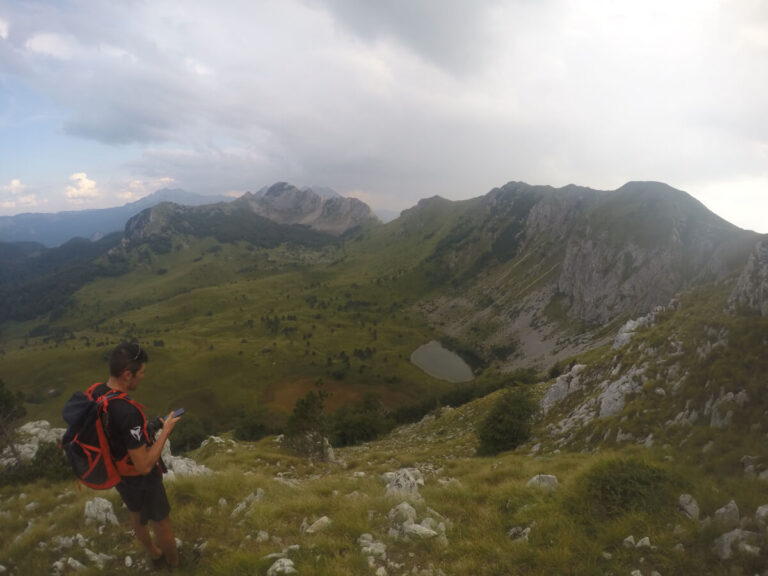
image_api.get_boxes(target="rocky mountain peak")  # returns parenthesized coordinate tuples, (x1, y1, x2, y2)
(238, 182, 377, 235)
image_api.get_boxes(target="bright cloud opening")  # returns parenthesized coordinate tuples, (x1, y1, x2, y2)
(0, 18, 8, 40)
(65, 173, 100, 202)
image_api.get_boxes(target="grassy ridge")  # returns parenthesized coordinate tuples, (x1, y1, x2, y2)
(0, 235, 460, 429)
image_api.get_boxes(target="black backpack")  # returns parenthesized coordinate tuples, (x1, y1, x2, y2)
(61, 383, 128, 490)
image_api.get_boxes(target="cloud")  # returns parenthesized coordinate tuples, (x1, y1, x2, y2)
(2, 178, 26, 194)
(65, 173, 99, 203)
(25, 32, 82, 60)
(0, 1, 767, 230)
(0, 18, 8, 40)
(0, 179, 39, 210)
(310, 0, 503, 76)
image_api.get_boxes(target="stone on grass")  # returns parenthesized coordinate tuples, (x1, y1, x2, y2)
(677, 494, 699, 520)
(382, 468, 424, 501)
(714, 500, 740, 530)
(84, 497, 118, 526)
(526, 474, 558, 490)
(305, 516, 332, 534)
(267, 557, 298, 575)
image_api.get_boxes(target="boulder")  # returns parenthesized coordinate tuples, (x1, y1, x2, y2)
(678, 494, 700, 520)
(304, 516, 332, 534)
(267, 557, 298, 575)
(755, 504, 768, 529)
(526, 474, 559, 490)
(388, 502, 417, 525)
(382, 468, 424, 501)
(84, 498, 118, 526)
(714, 500, 740, 530)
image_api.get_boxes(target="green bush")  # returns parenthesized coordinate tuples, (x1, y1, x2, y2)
(476, 385, 538, 455)
(171, 415, 211, 453)
(0, 442, 71, 487)
(331, 393, 393, 446)
(284, 387, 328, 459)
(568, 457, 680, 521)
(234, 413, 273, 442)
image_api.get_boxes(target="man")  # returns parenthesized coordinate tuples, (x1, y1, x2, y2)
(91, 342, 182, 569)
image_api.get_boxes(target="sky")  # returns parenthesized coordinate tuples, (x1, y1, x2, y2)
(0, 0, 766, 232)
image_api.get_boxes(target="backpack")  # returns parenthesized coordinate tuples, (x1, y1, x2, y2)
(61, 383, 143, 489)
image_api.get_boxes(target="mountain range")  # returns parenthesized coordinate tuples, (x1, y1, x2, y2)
(2, 178, 768, 574)
(0, 188, 232, 247)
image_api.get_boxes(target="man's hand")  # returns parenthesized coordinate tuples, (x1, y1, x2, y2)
(127, 411, 182, 475)
(159, 411, 182, 435)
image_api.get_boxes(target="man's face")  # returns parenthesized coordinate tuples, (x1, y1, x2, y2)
(125, 364, 146, 391)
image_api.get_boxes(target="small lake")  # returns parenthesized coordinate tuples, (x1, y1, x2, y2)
(410, 340, 474, 383)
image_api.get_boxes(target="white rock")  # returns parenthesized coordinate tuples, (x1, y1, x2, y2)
(267, 557, 298, 575)
(84, 548, 113, 568)
(623, 535, 636, 548)
(84, 497, 118, 526)
(677, 494, 699, 520)
(305, 516, 332, 534)
(508, 526, 531, 543)
(388, 502, 417, 524)
(382, 468, 424, 501)
(755, 504, 768, 528)
(526, 474, 558, 490)
(256, 530, 270, 543)
(713, 529, 742, 560)
(636, 536, 651, 548)
(231, 489, 265, 517)
(404, 523, 438, 539)
(66, 557, 85, 570)
(714, 500, 740, 530)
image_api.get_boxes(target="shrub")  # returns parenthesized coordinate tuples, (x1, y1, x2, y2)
(284, 387, 328, 460)
(0, 442, 71, 487)
(331, 393, 393, 447)
(567, 457, 680, 521)
(476, 385, 538, 455)
(171, 415, 210, 453)
(234, 413, 272, 442)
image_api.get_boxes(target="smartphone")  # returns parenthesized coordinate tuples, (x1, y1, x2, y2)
(172, 408, 185, 417)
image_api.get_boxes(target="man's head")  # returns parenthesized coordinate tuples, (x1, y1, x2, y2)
(109, 342, 149, 379)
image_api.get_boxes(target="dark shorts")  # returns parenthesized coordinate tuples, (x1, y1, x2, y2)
(115, 474, 170, 525)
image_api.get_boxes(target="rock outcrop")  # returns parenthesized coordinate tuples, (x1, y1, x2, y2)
(728, 238, 768, 316)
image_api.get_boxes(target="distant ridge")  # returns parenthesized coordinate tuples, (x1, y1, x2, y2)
(0, 189, 231, 247)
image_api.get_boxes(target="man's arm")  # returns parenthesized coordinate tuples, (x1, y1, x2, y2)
(126, 411, 181, 475)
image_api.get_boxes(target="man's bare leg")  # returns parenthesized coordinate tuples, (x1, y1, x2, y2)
(128, 511, 163, 560)
(153, 516, 179, 567)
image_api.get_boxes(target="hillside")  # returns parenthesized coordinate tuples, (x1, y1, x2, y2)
(0, 181, 762, 433)
(1, 179, 768, 573)
(3, 275, 768, 574)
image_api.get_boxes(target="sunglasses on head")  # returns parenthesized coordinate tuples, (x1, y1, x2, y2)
(132, 343, 142, 361)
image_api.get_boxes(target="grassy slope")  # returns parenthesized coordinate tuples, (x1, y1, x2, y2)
(0, 230, 464, 427)
(3, 390, 767, 575)
(2, 280, 768, 574)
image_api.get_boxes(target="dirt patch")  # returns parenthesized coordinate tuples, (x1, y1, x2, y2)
(261, 378, 410, 414)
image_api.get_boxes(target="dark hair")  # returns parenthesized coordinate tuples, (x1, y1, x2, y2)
(109, 342, 148, 377)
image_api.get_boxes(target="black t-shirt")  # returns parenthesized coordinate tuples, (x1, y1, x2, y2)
(91, 383, 161, 480)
